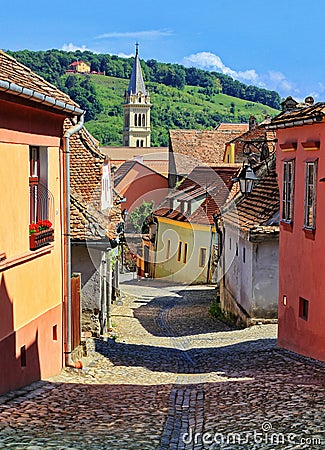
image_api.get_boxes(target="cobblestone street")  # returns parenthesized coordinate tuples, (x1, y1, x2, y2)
(0, 276, 324, 449)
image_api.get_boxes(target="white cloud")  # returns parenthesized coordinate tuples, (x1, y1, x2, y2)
(116, 52, 134, 58)
(182, 51, 296, 96)
(61, 43, 98, 53)
(95, 30, 173, 39)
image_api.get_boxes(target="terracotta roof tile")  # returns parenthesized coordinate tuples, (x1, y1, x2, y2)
(67, 119, 122, 241)
(155, 166, 239, 225)
(0, 50, 79, 109)
(222, 155, 279, 235)
(268, 101, 325, 128)
(169, 126, 248, 175)
(224, 125, 276, 164)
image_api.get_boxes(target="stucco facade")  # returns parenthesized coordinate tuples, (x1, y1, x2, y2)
(269, 100, 325, 361)
(0, 50, 82, 394)
(154, 217, 215, 284)
(221, 225, 278, 323)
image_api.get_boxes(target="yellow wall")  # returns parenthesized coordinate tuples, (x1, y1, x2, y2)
(76, 62, 91, 73)
(0, 142, 63, 332)
(224, 143, 235, 163)
(154, 217, 214, 284)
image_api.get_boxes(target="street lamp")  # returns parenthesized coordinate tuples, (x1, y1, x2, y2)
(233, 163, 258, 195)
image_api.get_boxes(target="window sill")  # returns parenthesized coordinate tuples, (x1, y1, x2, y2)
(303, 227, 316, 240)
(0, 245, 54, 272)
(280, 220, 293, 231)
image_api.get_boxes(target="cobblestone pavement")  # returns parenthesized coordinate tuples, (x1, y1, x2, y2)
(0, 277, 324, 449)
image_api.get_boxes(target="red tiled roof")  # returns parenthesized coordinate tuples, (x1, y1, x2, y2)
(0, 50, 79, 110)
(268, 100, 325, 129)
(222, 156, 279, 235)
(69, 60, 90, 67)
(216, 123, 249, 132)
(66, 119, 121, 241)
(155, 166, 239, 225)
(224, 125, 276, 164)
(169, 127, 248, 175)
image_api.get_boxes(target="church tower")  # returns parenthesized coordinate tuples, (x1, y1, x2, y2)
(123, 44, 151, 147)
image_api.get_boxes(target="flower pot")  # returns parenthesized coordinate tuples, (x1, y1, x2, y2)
(29, 228, 54, 250)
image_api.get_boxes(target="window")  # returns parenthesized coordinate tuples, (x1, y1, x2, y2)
(299, 297, 309, 320)
(166, 239, 171, 260)
(20, 345, 26, 367)
(304, 160, 317, 229)
(243, 247, 246, 263)
(229, 237, 232, 250)
(134, 115, 138, 126)
(199, 248, 207, 267)
(177, 242, 182, 262)
(29, 146, 54, 250)
(183, 243, 188, 263)
(236, 243, 238, 256)
(142, 114, 146, 127)
(53, 325, 58, 341)
(282, 160, 295, 222)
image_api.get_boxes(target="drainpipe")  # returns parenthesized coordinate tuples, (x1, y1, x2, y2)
(63, 114, 84, 366)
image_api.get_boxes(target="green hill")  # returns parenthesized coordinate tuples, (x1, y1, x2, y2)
(84, 74, 279, 147)
(6, 49, 280, 147)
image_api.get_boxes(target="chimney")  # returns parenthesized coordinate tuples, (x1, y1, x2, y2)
(249, 116, 257, 130)
(281, 96, 298, 112)
(305, 96, 314, 106)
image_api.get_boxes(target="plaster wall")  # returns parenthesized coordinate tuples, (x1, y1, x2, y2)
(72, 245, 102, 310)
(276, 123, 325, 361)
(154, 218, 213, 284)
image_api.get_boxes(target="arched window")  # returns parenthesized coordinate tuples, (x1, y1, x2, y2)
(141, 140, 144, 147)
(142, 114, 145, 126)
(134, 115, 137, 126)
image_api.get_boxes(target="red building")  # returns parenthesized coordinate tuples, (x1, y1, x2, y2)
(268, 97, 325, 362)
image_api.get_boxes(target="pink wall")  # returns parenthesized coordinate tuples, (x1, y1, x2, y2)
(116, 164, 169, 212)
(0, 304, 62, 395)
(276, 122, 325, 361)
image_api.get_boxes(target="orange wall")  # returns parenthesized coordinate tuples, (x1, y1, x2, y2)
(0, 100, 65, 391)
(276, 122, 325, 361)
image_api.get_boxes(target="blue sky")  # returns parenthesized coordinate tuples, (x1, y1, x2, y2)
(1, 0, 324, 100)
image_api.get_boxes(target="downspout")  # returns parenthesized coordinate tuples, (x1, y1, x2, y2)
(63, 114, 84, 366)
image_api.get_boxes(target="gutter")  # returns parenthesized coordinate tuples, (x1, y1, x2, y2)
(0, 79, 84, 115)
(63, 114, 85, 366)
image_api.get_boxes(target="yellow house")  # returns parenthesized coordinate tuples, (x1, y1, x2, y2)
(152, 166, 239, 284)
(0, 51, 84, 394)
(68, 60, 91, 73)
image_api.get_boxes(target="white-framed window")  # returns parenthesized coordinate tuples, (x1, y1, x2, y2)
(304, 160, 317, 230)
(282, 159, 295, 223)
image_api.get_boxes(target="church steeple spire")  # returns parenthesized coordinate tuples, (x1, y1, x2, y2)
(122, 44, 151, 148)
(127, 43, 147, 96)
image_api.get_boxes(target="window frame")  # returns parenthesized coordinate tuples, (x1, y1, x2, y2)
(282, 159, 295, 224)
(304, 159, 318, 230)
(177, 241, 182, 262)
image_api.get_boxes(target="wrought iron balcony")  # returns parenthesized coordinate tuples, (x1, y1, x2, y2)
(29, 182, 55, 251)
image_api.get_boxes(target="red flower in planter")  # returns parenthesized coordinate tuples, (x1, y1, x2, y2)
(29, 223, 39, 234)
(29, 220, 52, 234)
